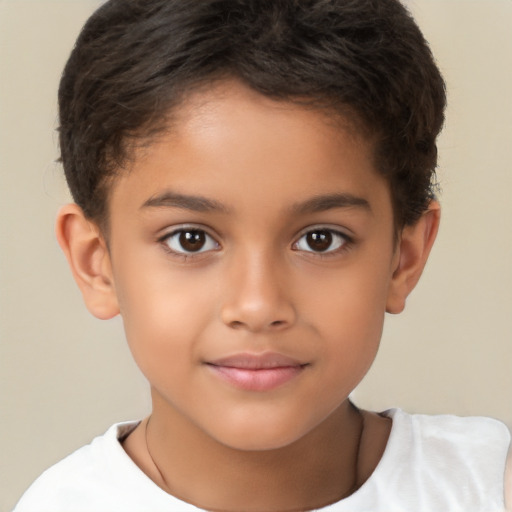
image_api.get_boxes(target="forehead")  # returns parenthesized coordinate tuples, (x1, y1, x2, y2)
(109, 80, 390, 222)
(169, 80, 368, 163)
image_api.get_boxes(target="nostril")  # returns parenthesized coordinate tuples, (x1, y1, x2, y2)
(227, 319, 287, 331)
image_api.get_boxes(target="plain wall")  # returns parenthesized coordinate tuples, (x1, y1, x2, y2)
(1, 1, 511, 510)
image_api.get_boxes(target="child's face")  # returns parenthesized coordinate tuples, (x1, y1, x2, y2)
(106, 80, 399, 450)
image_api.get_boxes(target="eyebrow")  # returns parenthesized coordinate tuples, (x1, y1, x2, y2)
(141, 191, 370, 216)
(290, 193, 371, 215)
(141, 191, 230, 213)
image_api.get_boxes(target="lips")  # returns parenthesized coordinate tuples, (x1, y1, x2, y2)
(206, 352, 308, 392)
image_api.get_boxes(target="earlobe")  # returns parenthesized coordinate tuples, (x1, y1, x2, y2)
(55, 204, 120, 320)
(386, 201, 440, 314)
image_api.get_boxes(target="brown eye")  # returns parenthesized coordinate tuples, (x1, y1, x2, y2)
(164, 229, 218, 254)
(179, 230, 206, 252)
(294, 228, 347, 254)
(306, 230, 332, 252)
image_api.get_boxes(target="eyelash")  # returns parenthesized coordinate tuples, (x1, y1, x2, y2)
(158, 225, 353, 260)
(159, 225, 220, 259)
(292, 227, 353, 257)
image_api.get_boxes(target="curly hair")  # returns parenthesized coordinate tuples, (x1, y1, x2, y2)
(58, 0, 446, 229)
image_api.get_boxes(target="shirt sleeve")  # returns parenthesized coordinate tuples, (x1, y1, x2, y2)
(505, 436, 512, 512)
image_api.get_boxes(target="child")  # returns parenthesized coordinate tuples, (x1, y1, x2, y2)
(14, 0, 511, 510)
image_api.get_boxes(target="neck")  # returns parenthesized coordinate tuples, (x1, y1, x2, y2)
(143, 395, 364, 512)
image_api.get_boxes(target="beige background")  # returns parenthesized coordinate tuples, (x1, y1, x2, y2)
(1, 1, 511, 510)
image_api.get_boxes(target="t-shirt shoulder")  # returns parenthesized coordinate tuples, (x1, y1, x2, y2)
(13, 421, 198, 512)
(13, 411, 511, 512)
(328, 409, 510, 512)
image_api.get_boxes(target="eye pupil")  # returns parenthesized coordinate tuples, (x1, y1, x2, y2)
(179, 230, 206, 252)
(306, 230, 332, 252)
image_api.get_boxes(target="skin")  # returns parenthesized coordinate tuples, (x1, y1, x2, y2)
(57, 80, 439, 511)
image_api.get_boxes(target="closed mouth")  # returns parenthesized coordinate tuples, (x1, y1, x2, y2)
(206, 352, 307, 370)
(205, 352, 309, 391)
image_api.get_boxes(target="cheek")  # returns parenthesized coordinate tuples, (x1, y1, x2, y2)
(305, 256, 390, 328)
(317, 298, 384, 371)
(113, 256, 213, 377)
(304, 261, 391, 372)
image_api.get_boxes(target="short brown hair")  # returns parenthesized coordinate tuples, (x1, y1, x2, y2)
(59, 0, 446, 229)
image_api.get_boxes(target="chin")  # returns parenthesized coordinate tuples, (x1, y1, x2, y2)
(206, 417, 316, 452)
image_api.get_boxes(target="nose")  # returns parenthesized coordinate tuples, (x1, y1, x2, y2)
(220, 251, 296, 333)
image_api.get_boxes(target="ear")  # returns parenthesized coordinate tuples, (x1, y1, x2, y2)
(55, 204, 120, 320)
(386, 201, 440, 314)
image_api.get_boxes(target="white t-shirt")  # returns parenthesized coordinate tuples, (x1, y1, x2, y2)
(14, 409, 511, 512)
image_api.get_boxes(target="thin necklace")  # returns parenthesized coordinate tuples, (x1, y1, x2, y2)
(145, 416, 172, 492)
(145, 402, 365, 507)
(342, 400, 365, 499)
